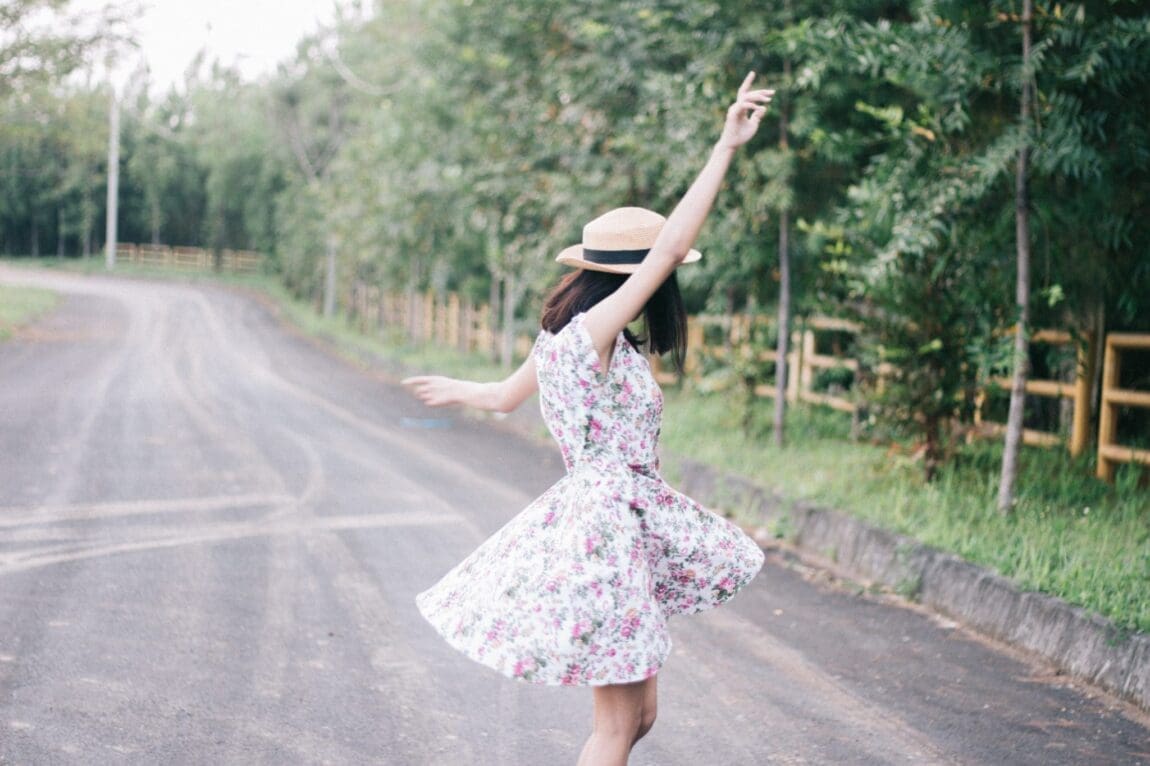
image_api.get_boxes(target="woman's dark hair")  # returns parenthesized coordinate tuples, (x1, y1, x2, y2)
(540, 269, 688, 373)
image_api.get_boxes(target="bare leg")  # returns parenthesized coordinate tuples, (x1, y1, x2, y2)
(576, 676, 658, 766)
(633, 674, 658, 745)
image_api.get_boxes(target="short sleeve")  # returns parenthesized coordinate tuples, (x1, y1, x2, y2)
(536, 313, 607, 387)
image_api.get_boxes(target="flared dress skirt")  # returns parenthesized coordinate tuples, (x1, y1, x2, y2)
(415, 313, 764, 686)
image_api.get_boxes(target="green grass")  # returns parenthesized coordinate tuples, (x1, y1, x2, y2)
(659, 389, 1150, 634)
(0, 284, 60, 340)
(7, 257, 1145, 634)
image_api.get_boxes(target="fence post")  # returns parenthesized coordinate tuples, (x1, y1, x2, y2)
(422, 291, 434, 344)
(1096, 333, 1150, 481)
(482, 303, 493, 357)
(460, 299, 473, 352)
(799, 325, 816, 401)
(1070, 332, 1094, 457)
(686, 318, 704, 374)
(447, 294, 461, 350)
(786, 327, 802, 402)
(431, 292, 443, 345)
(1097, 335, 1121, 481)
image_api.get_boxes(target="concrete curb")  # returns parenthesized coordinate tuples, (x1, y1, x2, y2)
(672, 457, 1150, 714)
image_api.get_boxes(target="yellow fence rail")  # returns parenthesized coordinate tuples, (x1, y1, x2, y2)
(973, 330, 1094, 457)
(1096, 333, 1150, 482)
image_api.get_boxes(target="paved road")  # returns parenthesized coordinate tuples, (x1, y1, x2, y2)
(0, 265, 1147, 765)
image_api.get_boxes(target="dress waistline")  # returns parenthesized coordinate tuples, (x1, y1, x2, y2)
(567, 456, 659, 480)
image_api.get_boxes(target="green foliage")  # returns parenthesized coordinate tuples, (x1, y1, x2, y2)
(2, 0, 1148, 478)
(0, 1, 132, 100)
(797, 0, 1150, 478)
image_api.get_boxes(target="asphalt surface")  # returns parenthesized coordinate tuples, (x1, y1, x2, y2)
(0, 265, 1147, 765)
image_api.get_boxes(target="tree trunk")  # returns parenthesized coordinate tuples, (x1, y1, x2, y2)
(997, 0, 1034, 514)
(924, 413, 941, 483)
(773, 54, 793, 448)
(500, 273, 519, 370)
(82, 204, 92, 259)
(151, 208, 161, 245)
(488, 276, 502, 362)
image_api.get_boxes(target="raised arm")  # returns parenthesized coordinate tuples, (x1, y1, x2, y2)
(402, 356, 538, 414)
(582, 72, 773, 358)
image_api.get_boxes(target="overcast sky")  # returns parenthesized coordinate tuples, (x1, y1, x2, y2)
(73, 0, 346, 91)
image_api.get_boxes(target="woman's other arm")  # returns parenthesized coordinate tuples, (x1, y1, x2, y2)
(402, 356, 539, 414)
(582, 72, 773, 357)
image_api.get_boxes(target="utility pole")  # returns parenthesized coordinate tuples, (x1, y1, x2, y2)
(104, 87, 120, 270)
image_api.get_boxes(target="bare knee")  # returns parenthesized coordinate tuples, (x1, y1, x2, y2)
(593, 706, 643, 741)
(633, 704, 657, 743)
(588, 681, 649, 743)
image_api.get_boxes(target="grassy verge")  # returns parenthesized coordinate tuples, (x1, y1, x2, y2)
(659, 390, 1150, 634)
(0, 284, 60, 340)
(7, 258, 1145, 633)
(253, 279, 511, 382)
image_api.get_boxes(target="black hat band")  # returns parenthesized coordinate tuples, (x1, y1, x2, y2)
(582, 247, 649, 266)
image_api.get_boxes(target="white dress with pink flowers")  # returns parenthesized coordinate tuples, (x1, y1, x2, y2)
(415, 313, 764, 686)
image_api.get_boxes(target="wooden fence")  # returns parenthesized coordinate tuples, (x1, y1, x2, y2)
(658, 314, 865, 414)
(345, 282, 1146, 482)
(114, 243, 264, 274)
(348, 284, 535, 360)
(975, 330, 1094, 457)
(1096, 333, 1150, 481)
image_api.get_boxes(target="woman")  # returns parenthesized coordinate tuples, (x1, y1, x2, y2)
(403, 72, 773, 765)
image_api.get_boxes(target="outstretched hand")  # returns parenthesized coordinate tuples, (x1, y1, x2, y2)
(402, 375, 460, 408)
(717, 72, 774, 150)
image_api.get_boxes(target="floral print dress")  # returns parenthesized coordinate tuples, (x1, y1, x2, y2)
(416, 313, 764, 686)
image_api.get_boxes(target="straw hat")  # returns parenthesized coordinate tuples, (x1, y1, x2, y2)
(555, 207, 702, 274)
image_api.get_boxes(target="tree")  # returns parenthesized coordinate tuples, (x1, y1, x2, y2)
(0, 1, 130, 256)
(812, 6, 1013, 480)
(997, 0, 1034, 513)
(269, 28, 354, 314)
(56, 83, 111, 258)
(182, 61, 286, 265)
(0, 0, 128, 100)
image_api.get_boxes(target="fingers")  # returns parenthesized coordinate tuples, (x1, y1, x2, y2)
(728, 93, 774, 122)
(737, 71, 756, 98)
(729, 90, 774, 109)
(735, 93, 774, 109)
(402, 376, 436, 403)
